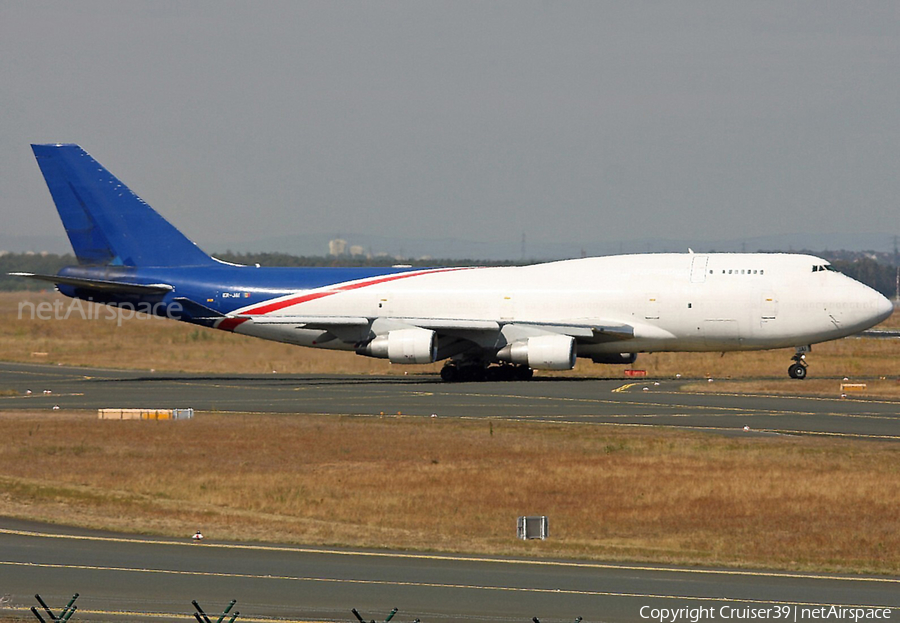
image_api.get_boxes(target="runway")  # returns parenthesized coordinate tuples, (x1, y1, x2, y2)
(1, 362, 899, 439)
(1, 519, 897, 623)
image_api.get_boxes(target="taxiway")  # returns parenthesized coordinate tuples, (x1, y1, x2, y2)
(0, 362, 898, 439)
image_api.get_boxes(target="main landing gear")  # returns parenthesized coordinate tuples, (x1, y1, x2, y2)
(788, 346, 810, 379)
(440, 363, 533, 383)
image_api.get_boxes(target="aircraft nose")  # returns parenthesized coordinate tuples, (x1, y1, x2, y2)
(874, 291, 894, 324)
(844, 281, 893, 332)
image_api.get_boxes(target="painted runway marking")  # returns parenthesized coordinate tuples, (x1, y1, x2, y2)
(1, 527, 898, 586)
(679, 388, 900, 407)
(1, 561, 897, 610)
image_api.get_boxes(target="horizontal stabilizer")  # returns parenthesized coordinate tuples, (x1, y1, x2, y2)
(10, 272, 174, 294)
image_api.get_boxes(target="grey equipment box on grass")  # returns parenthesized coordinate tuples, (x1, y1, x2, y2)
(517, 516, 548, 540)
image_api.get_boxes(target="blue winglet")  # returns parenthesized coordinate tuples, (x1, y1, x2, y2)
(31, 144, 215, 267)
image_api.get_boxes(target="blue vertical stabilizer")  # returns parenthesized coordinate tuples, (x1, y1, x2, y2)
(31, 144, 215, 267)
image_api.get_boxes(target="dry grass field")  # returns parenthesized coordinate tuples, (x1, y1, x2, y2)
(0, 410, 897, 575)
(1, 291, 898, 386)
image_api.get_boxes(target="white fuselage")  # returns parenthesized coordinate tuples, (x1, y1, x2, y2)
(230, 253, 894, 358)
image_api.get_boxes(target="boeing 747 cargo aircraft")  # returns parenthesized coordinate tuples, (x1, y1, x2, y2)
(14, 144, 893, 381)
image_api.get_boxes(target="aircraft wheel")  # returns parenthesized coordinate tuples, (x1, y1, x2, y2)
(788, 363, 807, 380)
(515, 365, 534, 381)
(453, 366, 485, 382)
(440, 365, 459, 382)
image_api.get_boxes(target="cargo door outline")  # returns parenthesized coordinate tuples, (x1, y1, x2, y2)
(690, 255, 709, 283)
(761, 292, 778, 326)
(645, 295, 660, 320)
(500, 295, 515, 322)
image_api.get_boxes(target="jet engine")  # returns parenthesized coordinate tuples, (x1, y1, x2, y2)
(361, 328, 438, 364)
(496, 334, 576, 370)
(590, 353, 638, 365)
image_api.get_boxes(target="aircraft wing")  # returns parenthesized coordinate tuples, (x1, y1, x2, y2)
(513, 320, 634, 342)
(237, 314, 631, 341)
(10, 272, 174, 295)
(239, 315, 500, 331)
(244, 315, 371, 326)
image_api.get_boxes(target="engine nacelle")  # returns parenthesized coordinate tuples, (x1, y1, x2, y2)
(361, 328, 438, 364)
(590, 352, 638, 365)
(496, 335, 576, 370)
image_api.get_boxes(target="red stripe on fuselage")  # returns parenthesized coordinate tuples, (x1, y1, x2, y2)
(239, 267, 470, 316)
(238, 291, 332, 316)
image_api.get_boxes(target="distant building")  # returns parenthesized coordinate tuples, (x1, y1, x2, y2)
(328, 239, 347, 256)
(349, 245, 365, 257)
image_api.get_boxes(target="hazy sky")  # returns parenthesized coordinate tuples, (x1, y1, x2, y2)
(2, 1, 899, 255)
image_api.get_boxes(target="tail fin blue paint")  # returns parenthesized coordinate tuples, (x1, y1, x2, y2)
(31, 144, 215, 267)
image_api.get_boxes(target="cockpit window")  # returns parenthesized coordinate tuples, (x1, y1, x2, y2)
(812, 264, 837, 272)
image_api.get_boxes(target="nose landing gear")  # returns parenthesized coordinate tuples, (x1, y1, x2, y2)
(788, 346, 810, 379)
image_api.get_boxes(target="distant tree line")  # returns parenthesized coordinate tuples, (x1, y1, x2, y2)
(1, 251, 896, 299)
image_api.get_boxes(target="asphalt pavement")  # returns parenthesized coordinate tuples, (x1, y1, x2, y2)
(1, 519, 897, 623)
(0, 362, 898, 439)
